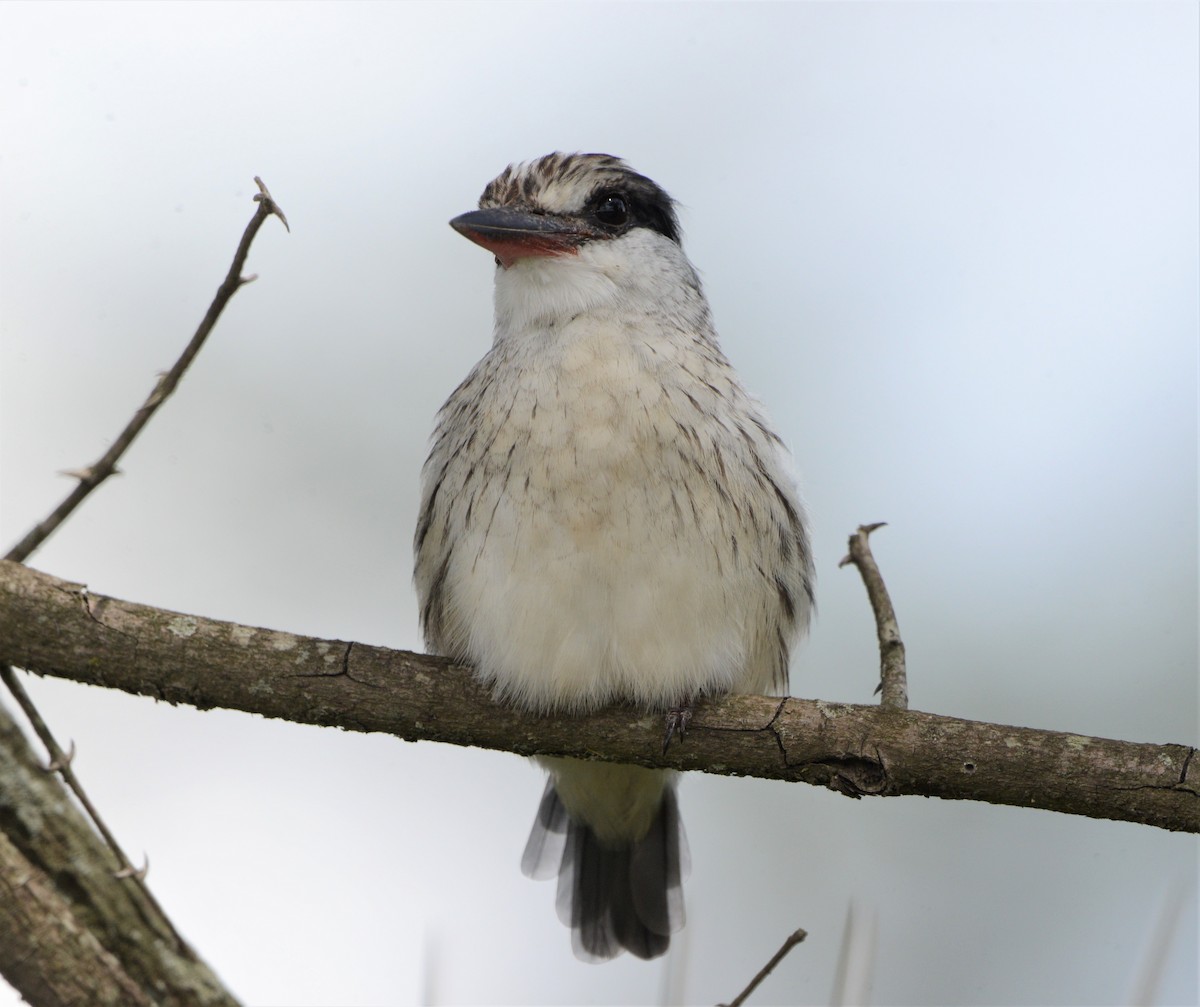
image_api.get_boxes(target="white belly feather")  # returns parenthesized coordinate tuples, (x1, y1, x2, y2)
(417, 313, 806, 714)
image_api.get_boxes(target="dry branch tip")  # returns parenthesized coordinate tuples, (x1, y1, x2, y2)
(253, 175, 290, 232)
(841, 522, 908, 711)
(720, 926, 808, 1007)
(837, 521, 888, 567)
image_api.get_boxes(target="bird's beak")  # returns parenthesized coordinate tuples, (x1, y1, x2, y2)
(450, 208, 602, 268)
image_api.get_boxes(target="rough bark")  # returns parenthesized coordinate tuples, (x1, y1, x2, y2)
(2, 559, 1195, 835)
(0, 698, 239, 1006)
(0, 823, 152, 1007)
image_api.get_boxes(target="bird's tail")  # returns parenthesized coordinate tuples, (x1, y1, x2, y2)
(521, 764, 688, 962)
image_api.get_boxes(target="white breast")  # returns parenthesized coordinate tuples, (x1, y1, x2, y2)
(419, 308, 806, 713)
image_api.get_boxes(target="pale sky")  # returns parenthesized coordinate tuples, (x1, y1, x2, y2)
(1, 3, 1196, 1004)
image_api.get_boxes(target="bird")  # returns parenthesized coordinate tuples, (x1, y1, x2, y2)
(414, 152, 813, 962)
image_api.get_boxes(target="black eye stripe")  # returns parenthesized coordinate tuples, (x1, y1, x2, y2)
(585, 176, 680, 244)
(481, 156, 683, 245)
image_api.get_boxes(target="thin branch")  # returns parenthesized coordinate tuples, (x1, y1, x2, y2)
(3, 176, 288, 566)
(0, 180, 283, 1005)
(719, 927, 807, 1007)
(839, 522, 908, 710)
(2, 560, 1196, 834)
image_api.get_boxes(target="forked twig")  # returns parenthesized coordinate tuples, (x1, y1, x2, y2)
(719, 927, 808, 1007)
(1, 177, 288, 952)
(839, 522, 908, 710)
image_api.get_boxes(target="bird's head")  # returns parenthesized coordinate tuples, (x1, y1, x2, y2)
(451, 153, 696, 328)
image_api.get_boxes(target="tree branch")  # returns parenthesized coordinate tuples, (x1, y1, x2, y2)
(0, 694, 238, 1005)
(840, 522, 908, 710)
(0, 825, 153, 1007)
(719, 927, 807, 1007)
(0, 179, 285, 1007)
(2, 560, 1195, 834)
(3, 177, 288, 568)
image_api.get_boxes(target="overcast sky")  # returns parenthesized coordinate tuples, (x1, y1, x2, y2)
(1, 3, 1197, 1005)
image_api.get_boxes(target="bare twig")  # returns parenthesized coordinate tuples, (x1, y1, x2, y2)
(3, 176, 288, 566)
(839, 522, 908, 710)
(0, 179, 287, 965)
(719, 927, 807, 1007)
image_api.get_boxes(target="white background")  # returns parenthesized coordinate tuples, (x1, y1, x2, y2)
(1, 2, 1196, 1004)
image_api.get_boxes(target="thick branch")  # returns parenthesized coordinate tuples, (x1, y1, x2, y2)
(1, 560, 1196, 834)
(0, 828, 151, 1007)
(0, 699, 238, 1005)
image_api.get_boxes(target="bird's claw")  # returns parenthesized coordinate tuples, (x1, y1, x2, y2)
(662, 704, 693, 754)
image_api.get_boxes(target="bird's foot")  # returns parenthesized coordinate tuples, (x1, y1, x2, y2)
(662, 703, 694, 754)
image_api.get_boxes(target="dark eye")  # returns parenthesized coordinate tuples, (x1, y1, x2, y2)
(594, 194, 629, 227)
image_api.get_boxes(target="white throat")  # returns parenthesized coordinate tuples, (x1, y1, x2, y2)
(492, 230, 704, 338)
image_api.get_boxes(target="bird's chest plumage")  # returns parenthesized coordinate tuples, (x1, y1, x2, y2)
(418, 314, 799, 713)
(503, 324, 671, 543)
